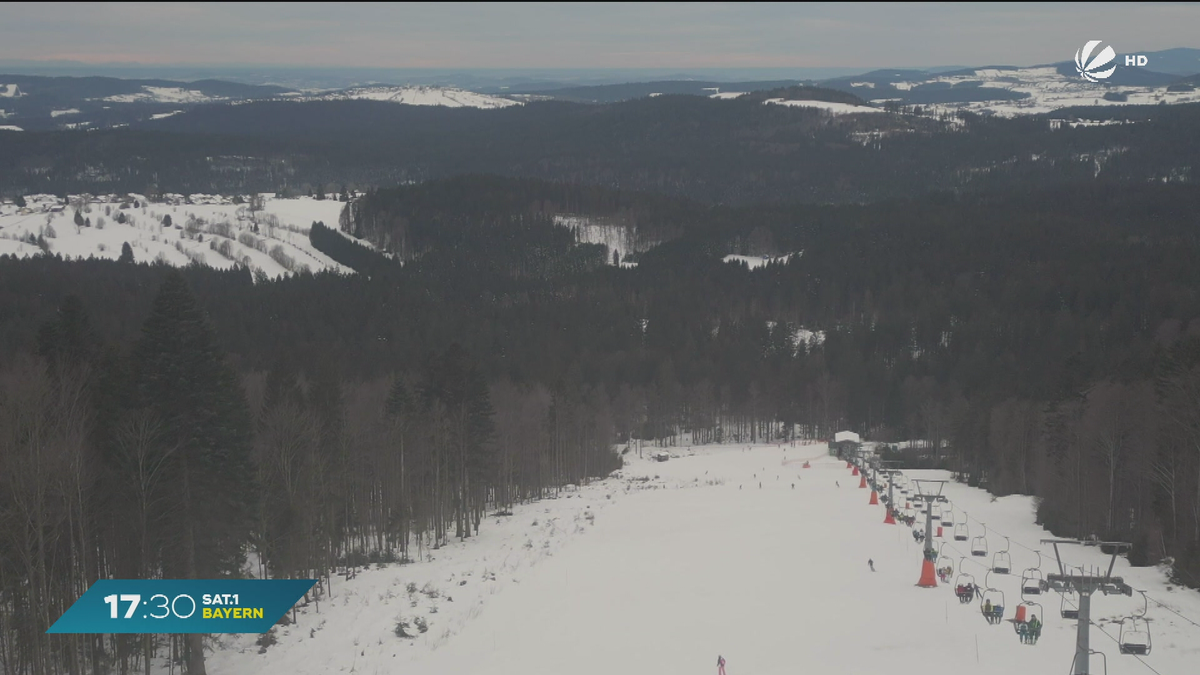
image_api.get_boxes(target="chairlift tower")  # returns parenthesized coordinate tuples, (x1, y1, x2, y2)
(913, 479, 948, 587)
(1040, 539, 1133, 675)
(877, 460, 906, 524)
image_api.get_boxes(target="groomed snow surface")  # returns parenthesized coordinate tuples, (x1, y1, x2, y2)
(195, 443, 1200, 675)
(0, 195, 351, 278)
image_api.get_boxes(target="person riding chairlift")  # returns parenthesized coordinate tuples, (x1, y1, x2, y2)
(1024, 614, 1042, 644)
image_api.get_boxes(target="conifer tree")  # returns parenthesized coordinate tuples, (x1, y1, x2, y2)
(131, 270, 255, 675)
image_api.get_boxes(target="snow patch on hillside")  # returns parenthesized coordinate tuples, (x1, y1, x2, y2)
(50, 108, 81, 117)
(0, 194, 351, 279)
(872, 65, 1200, 117)
(0, 84, 23, 98)
(723, 252, 801, 269)
(554, 215, 642, 264)
(0, 125, 22, 131)
(314, 85, 520, 109)
(101, 86, 225, 104)
(764, 99, 886, 114)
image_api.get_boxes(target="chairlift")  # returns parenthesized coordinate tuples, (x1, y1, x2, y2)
(971, 533, 989, 557)
(1068, 650, 1106, 675)
(954, 522, 969, 541)
(1060, 589, 1080, 620)
(935, 543, 954, 583)
(992, 536, 1011, 574)
(941, 506, 955, 527)
(1011, 601, 1044, 645)
(930, 504, 942, 520)
(1021, 569, 1047, 596)
(979, 571, 1005, 625)
(1021, 552, 1047, 598)
(954, 566, 977, 604)
(1118, 591, 1152, 656)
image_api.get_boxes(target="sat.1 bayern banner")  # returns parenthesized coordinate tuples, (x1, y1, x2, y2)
(47, 579, 316, 634)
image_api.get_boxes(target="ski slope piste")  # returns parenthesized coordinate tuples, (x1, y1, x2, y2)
(202, 443, 1200, 675)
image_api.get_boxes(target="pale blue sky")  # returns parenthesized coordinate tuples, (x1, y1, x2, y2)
(0, 2, 1196, 69)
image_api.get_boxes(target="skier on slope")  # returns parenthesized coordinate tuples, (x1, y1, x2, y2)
(868, 558, 875, 572)
(717, 655, 727, 675)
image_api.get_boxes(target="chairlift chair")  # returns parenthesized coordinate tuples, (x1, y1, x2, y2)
(954, 522, 969, 541)
(941, 507, 954, 527)
(1021, 568, 1047, 597)
(971, 534, 988, 557)
(992, 537, 1012, 574)
(1011, 601, 1044, 645)
(979, 573, 1005, 625)
(1118, 591, 1152, 656)
(1069, 650, 1107, 675)
(954, 568, 977, 604)
(1060, 590, 1080, 620)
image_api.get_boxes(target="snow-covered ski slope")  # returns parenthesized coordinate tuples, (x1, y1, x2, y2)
(0, 195, 351, 278)
(201, 444, 1200, 675)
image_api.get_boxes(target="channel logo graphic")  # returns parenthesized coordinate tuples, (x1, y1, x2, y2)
(1075, 40, 1117, 82)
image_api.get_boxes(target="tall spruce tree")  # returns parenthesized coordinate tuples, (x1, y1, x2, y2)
(131, 271, 254, 675)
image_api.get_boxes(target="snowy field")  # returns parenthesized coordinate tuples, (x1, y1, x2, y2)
(195, 443, 1200, 675)
(0, 194, 352, 278)
(873, 66, 1200, 117)
(311, 86, 520, 109)
(764, 98, 886, 114)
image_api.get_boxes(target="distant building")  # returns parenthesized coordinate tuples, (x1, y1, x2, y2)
(829, 430, 861, 456)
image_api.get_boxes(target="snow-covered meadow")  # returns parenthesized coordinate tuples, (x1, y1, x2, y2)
(0, 194, 352, 279)
(190, 443, 1200, 675)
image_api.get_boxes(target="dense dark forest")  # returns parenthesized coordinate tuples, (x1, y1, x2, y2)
(2, 98, 1198, 203)
(3, 94, 1200, 673)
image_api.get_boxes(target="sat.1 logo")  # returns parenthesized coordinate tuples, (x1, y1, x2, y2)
(1074, 40, 1148, 82)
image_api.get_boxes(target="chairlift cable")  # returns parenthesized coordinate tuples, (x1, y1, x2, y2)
(1141, 593, 1200, 631)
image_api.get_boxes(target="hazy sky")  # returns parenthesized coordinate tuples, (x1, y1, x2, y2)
(0, 2, 1196, 69)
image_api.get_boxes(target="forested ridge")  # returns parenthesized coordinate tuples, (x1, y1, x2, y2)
(3, 106, 1200, 673)
(2, 98, 1199, 203)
